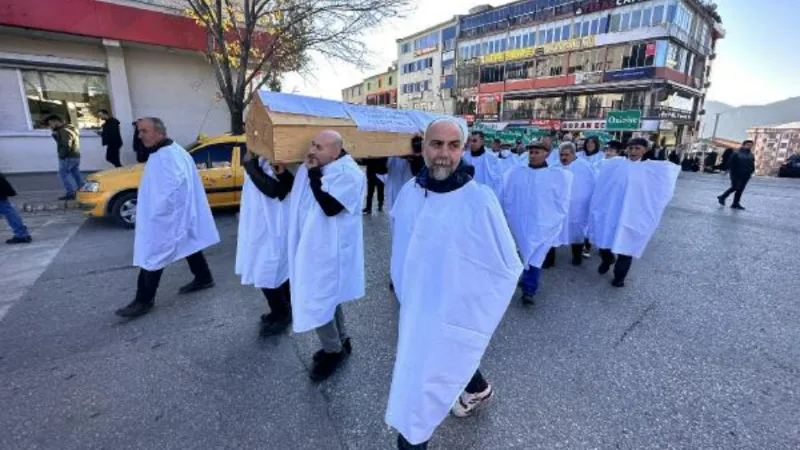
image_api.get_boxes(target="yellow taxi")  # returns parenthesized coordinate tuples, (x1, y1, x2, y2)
(77, 134, 248, 228)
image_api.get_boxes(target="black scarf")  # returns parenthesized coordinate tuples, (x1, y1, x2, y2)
(148, 138, 174, 154)
(416, 160, 475, 194)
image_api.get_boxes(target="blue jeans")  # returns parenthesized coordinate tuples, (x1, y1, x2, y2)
(519, 265, 541, 296)
(58, 157, 83, 194)
(0, 199, 29, 238)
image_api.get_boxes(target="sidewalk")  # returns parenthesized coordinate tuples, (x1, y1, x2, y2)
(3, 172, 92, 215)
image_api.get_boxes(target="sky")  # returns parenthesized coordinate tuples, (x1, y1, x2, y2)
(282, 0, 800, 108)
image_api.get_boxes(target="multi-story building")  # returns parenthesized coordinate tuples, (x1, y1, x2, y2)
(0, 0, 231, 173)
(361, 64, 399, 108)
(454, 0, 724, 145)
(341, 82, 365, 104)
(748, 122, 800, 176)
(397, 19, 459, 114)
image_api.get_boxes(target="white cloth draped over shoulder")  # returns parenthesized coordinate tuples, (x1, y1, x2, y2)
(588, 158, 680, 258)
(235, 158, 290, 288)
(287, 154, 366, 333)
(384, 157, 414, 212)
(557, 159, 596, 246)
(386, 179, 523, 445)
(546, 149, 561, 166)
(462, 150, 504, 196)
(501, 166, 572, 268)
(133, 142, 220, 271)
(577, 150, 605, 166)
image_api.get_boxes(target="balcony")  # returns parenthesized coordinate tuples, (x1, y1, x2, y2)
(501, 106, 694, 122)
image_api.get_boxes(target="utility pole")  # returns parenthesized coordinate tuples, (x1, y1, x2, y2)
(711, 112, 722, 141)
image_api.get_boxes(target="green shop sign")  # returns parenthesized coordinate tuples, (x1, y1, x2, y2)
(606, 110, 641, 131)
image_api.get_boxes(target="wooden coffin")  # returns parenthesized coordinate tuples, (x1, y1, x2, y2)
(246, 92, 417, 163)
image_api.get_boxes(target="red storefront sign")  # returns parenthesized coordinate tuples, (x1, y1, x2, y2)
(530, 119, 562, 130)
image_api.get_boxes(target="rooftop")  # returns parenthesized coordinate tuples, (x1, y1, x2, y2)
(749, 122, 800, 131)
(396, 17, 459, 43)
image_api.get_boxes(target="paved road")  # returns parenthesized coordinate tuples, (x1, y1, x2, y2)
(0, 173, 797, 450)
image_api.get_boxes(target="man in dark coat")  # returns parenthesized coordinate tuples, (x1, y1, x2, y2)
(717, 140, 756, 210)
(99, 109, 123, 168)
(361, 157, 388, 214)
(0, 173, 32, 244)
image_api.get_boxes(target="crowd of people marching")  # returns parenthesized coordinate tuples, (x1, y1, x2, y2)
(113, 116, 680, 450)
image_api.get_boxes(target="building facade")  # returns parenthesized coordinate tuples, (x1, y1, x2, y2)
(396, 19, 459, 114)
(454, 0, 724, 145)
(747, 123, 800, 176)
(0, 0, 230, 173)
(341, 82, 365, 104)
(363, 65, 398, 107)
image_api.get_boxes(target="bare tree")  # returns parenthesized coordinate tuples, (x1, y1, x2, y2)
(185, 0, 412, 134)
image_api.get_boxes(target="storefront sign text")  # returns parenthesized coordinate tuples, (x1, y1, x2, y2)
(602, 66, 655, 82)
(574, 71, 603, 85)
(606, 110, 642, 131)
(562, 120, 606, 131)
(481, 36, 596, 64)
(530, 119, 562, 130)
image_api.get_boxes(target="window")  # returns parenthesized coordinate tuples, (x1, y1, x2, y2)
(489, 41, 495, 53)
(506, 60, 535, 80)
(609, 14, 621, 32)
(621, 13, 631, 31)
(599, 17, 608, 33)
(529, 32, 536, 46)
(631, 10, 642, 29)
(574, 23, 581, 37)
(562, 25, 570, 40)
(480, 65, 505, 83)
(621, 43, 655, 69)
(667, 4, 677, 23)
(401, 42, 411, 54)
(591, 19, 599, 35)
(516, 35, 522, 48)
(388, 76, 392, 85)
(582, 21, 590, 37)
(378, 79, 383, 89)
(191, 144, 233, 170)
(22, 70, 111, 130)
(500, 39, 507, 51)
(653, 5, 664, 25)
(568, 49, 603, 73)
(642, 8, 652, 27)
(522, 34, 529, 47)
(546, 28, 553, 43)
(605, 45, 625, 71)
(539, 30, 546, 45)
(535, 54, 564, 77)
(482, 42, 488, 55)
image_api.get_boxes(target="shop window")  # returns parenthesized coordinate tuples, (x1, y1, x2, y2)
(568, 49, 603, 74)
(605, 45, 625, 71)
(480, 65, 505, 83)
(622, 43, 655, 69)
(631, 10, 642, 29)
(535, 54, 564, 78)
(22, 70, 111, 130)
(506, 60, 535, 80)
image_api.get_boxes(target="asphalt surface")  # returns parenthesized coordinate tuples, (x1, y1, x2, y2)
(0, 172, 797, 450)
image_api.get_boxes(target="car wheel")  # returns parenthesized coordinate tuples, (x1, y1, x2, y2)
(111, 191, 137, 229)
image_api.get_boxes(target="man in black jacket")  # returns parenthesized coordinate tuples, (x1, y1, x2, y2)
(0, 173, 32, 244)
(99, 109, 123, 168)
(717, 140, 756, 210)
(362, 157, 388, 214)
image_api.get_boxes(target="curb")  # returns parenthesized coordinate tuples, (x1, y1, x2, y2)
(20, 201, 82, 214)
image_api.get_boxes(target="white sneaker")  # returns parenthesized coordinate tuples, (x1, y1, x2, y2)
(582, 249, 592, 258)
(451, 384, 493, 418)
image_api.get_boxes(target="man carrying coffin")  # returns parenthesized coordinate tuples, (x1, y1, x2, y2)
(501, 142, 572, 307)
(236, 153, 294, 336)
(462, 130, 504, 196)
(555, 142, 596, 266)
(116, 118, 219, 318)
(288, 130, 366, 382)
(588, 138, 680, 288)
(386, 118, 522, 450)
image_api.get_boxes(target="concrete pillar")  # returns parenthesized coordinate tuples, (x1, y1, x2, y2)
(103, 39, 135, 165)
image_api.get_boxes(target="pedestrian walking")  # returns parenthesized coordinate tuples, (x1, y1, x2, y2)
(115, 118, 220, 318)
(46, 115, 83, 200)
(386, 118, 522, 450)
(717, 140, 755, 210)
(287, 130, 366, 382)
(0, 172, 32, 244)
(99, 109, 123, 168)
(236, 153, 294, 337)
(362, 157, 388, 214)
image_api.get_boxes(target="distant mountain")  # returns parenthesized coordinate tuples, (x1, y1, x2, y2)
(700, 97, 800, 141)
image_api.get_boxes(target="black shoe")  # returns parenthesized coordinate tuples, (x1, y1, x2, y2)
(178, 278, 215, 294)
(58, 193, 76, 201)
(378, 206, 383, 213)
(115, 300, 154, 318)
(611, 279, 625, 288)
(6, 236, 32, 245)
(389, 281, 395, 292)
(542, 261, 554, 269)
(520, 294, 535, 307)
(571, 258, 582, 267)
(731, 204, 746, 210)
(259, 312, 291, 337)
(598, 262, 612, 275)
(309, 349, 349, 382)
(313, 337, 352, 362)
(362, 208, 370, 215)
(717, 195, 725, 206)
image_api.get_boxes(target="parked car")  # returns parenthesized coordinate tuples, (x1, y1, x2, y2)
(778, 154, 800, 178)
(77, 134, 247, 228)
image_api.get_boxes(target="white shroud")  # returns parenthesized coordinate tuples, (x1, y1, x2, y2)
(557, 159, 596, 246)
(588, 158, 680, 258)
(501, 166, 572, 268)
(235, 158, 290, 288)
(386, 179, 522, 445)
(133, 142, 220, 271)
(287, 154, 366, 332)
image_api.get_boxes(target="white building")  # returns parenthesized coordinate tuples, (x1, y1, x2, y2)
(0, 0, 230, 173)
(396, 18, 459, 114)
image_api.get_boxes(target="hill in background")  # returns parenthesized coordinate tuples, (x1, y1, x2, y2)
(701, 97, 800, 140)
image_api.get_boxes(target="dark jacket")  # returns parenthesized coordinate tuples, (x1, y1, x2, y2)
(0, 172, 17, 200)
(362, 157, 388, 177)
(718, 148, 734, 171)
(53, 124, 80, 159)
(729, 148, 755, 179)
(132, 123, 148, 163)
(101, 117, 123, 148)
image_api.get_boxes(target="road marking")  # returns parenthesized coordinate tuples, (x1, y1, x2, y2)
(0, 215, 83, 323)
